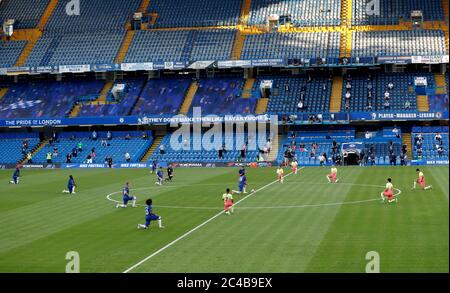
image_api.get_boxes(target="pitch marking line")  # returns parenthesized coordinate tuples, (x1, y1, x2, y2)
(122, 168, 300, 273)
(107, 182, 402, 210)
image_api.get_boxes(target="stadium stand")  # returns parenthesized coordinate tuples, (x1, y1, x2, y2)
(258, 75, 332, 114)
(190, 30, 236, 61)
(411, 126, 449, 160)
(352, 30, 448, 57)
(0, 80, 104, 119)
(0, 0, 50, 29)
(78, 79, 146, 117)
(124, 29, 236, 63)
(22, 0, 140, 66)
(247, 0, 341, 27)
(0, 132, 40, 164)
(352, 0, 445, 25)
(26, 32, 125, 66)
(124, 30, 189, 63)
(149, 131, 274, 163)
(33, 131, 153, 164)
(147, 0, 242, 28)
(188, 77, 258, 115)
(340, 72, 437, 112)
(277, 128, 403, 166)
(45, 0, 141, 33)
(241, 32, 341, 60)
(131, 78, 192, 116)
(0, 40, 27, 67)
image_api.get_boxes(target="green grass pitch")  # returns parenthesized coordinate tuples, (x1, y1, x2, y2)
(0, 166, 448, 273)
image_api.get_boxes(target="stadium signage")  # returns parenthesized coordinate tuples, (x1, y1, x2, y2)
(2, 119, 63, 126)
(412, 55, 449, 64)
(5, 66, 30, 75)
(217, 60, 252, 68)
(411, 159, 449, 165)
(0, 112, 446, 128)
(33, 66, 58, 74)
(188, 61, 215, 69)
(376, 56, 411, 64)
(91, 64, 119, 72)
(137, 115, 271, 125)
(59, 64, 91, 73)
(1, 55, 448, 76)
(121, 63, 153, 71)
(350, 111, 449, 121)
(250, 59, 285, 67)
(21, 164, 57, 169)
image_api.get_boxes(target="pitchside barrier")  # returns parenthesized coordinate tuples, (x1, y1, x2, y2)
(1, 161, 447, 170)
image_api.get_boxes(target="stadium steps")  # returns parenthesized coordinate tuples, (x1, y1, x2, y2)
(339, 0, 353, 59)
(238, 0, 252, 26)
(140, 136, 163, 162)
(417, 95, 430, 112)
(138, 0, 151, 12)
(339, 30, 352, 58)
(267, 135, 280, 162)
(402, 133, 412, 156)
(435, 74, 448, 94)
(179, 80, 199, 115)
(19, 139, 49, 164)
(37, 0, 59, 31)
(97, 81, 114, 103)
(242, 78, 255, 98)
(329, 76, 343, 112)
(149, 13, 158, 26)
(11, 30, 42, 66)
(341, 0, 352, 27)
(0, 88, 8, 101)
(443, 0, 449, 23)
(255, 98, 269, 115)
(231, 31, 245, 60)
(115, 30, 135, 64)
(14, 40, 36, 67)
(69, 104, 82, 118)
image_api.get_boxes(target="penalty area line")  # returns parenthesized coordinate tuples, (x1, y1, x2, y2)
(122, 168, 301, 273)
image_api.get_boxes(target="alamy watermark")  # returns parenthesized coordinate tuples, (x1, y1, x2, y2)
(365, 251, 380, 273)
(65, 251, 80, 273)
(365, 0, 381, 16)
(65, 0, 80, 16)
(167, 107, 279, 152)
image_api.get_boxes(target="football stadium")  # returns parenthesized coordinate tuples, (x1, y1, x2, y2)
(0, 0, 448, 275)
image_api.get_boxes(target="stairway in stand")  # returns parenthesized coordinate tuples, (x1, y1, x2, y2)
(231, 31, 245, 60)
(179, 81, 199, 115)
(255, 98, 269, 115)
(37, 0, 59, 30)
(140, 136, 163, 162)
(0, 88, 8, 101)
(416, 95, 429, 112)
(242, 78, 255, 98)
(435, 73, 448, 94)
(97, 81, 114, 103)
(402, 133, 412, 156)
(329, 76, 343, 112)
(115, 31, 135, 64)
(267, 135, 280, 162)
(19, 139, 49, 164)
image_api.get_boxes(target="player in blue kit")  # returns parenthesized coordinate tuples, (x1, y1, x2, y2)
(138, 199, 164, 229)
(155, 167, 164, 186)
(239, 167, 246, 177)
(151, 160, 157, 174)
(62, 175, 77, 194)
(233, 173, 247, 194)
(9, 167, 20, 184)
(116, 182, 137, 208)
